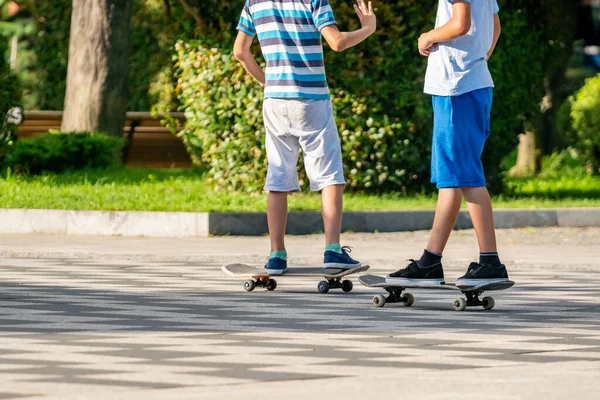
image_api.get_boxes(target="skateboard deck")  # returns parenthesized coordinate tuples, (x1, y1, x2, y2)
(359, 274, 515, 311)
(222, 264, 370, 294)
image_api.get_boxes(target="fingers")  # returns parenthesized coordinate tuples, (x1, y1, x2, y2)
(418, 44, 432, 57)
(353, 3, 363, 17)
(357, 0, 367, 14)
(368, 1, 373, 14)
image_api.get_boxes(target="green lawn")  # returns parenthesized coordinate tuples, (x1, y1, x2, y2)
(1, 167, 599, 212)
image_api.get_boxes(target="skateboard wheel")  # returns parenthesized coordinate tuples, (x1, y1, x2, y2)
(401, 293, 415, 307)
(266, 279, 277, 291)
(317, 280, 330, 294)
(482, 296, 495, 310)
(341, 280, 353, 293)
(244, 280, 256, 292)
(372, 295, 386, 308)
(453, 297, 467, 312)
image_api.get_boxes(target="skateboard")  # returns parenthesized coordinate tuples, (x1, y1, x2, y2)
(358, 274, 515, 311)
(222, 264, 370, 294)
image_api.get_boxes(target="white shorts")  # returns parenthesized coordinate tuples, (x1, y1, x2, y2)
(263, 98, 345, 192)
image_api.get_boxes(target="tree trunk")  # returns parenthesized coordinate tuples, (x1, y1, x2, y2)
(509, 132, 538, 177)
(61, 0, 133, 137)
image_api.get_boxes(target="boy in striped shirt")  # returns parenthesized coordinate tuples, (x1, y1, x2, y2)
(234, 0, 376, 274)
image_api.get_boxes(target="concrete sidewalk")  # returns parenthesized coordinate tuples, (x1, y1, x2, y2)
(0, 228, 598, 400)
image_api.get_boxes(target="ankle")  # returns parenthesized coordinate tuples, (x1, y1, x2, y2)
(479, 252, 502, 267)
(419, 249, 442, 268)
(325, 244, 342, 254)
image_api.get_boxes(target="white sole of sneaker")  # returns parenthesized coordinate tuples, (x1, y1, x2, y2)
(323, 263, 362, 270)
(265, 269, 287, 276)
(385, 277, 445, 286)
(455, 278, 508, 287)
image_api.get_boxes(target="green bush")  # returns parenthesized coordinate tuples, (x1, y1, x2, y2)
(558, 74, 600, 174)
(3, 132, 124, 175)
(333, 91, 429, 191)
(172, 1, 555, 193)
(174, 43, 265, 192)
(174, 42, 430, 193)
(171, 1, 437, 193)
(539, 148, 588, 178)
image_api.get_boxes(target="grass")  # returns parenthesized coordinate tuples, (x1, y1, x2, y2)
(505, 175, 600, 199)
(1, 167, 599, 212)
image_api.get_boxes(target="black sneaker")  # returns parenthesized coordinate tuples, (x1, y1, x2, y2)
(456, 262, 509, 288)
(386, 260, 445, 286)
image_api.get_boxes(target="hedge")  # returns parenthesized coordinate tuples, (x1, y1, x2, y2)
(558, 74, 600, 174)
(3, 131, 124, 175)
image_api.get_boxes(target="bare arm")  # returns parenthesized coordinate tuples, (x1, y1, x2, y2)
(321, 0, 376, 52)
(233, 31, 265, 86)
(418, 0, 471, 56)
(487, 13, 501, 59)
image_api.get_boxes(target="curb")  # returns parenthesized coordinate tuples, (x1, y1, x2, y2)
(0, 208, 599, 237)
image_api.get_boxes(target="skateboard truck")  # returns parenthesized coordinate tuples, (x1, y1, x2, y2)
(372, 287, 415, 308)
(318, 278, 353, 294)
(455, 291, 495, 311)
(244, 276, 277, 292)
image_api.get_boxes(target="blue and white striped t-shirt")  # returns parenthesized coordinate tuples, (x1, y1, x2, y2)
(237, 0, 337, 100)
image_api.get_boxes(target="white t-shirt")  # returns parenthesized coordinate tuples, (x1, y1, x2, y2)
(424, 0, 499, 97)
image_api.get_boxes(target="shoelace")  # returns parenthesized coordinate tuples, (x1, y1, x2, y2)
(401, 259, 419, 270)
(341, 246, 353, 254)
(468, 263, 484, 275)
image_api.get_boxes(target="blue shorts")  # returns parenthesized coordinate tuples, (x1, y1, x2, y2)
(431, 87, 493, 189)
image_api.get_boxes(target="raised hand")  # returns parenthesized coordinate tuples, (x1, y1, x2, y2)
(354, 0, 376, 34)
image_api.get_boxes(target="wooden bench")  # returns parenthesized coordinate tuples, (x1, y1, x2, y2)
(18, 111, 192, 168)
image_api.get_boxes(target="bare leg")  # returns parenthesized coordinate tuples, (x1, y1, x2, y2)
(426, 188, 463, 254)
(268, 191, 288, 252)
(462, 186, 497, 253)
(321, 184, 345, 245)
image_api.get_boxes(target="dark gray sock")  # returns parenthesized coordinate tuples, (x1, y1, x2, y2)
(480, 252, 502, 267)
(419, 249, 442, 268)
